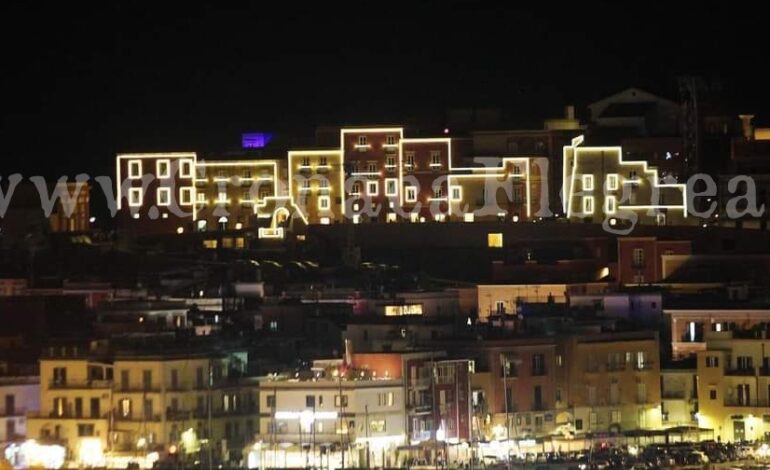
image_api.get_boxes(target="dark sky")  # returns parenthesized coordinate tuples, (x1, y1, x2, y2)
(2, 2, 768, 178)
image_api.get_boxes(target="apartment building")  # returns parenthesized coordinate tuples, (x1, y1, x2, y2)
(256, 362, 405, 468)
(696, 329, 770, 442)
(27, 340, 258, 465)
(0, 374, 39, 441)
(563, 331, 662, 435)
(563, 136, 687, 227)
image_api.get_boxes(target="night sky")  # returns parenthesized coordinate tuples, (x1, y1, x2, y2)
(2, 2, 767, 178)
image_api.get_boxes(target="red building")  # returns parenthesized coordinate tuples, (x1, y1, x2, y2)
(116, 152, 197, 236)
(616, 236, 692, 285)
(341, 128, 403, 224)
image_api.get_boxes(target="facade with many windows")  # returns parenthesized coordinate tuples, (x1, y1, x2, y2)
(114, 130, 691, 239)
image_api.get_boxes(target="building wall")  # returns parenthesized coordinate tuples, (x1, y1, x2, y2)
(660, 369, 697, 427)
(116, 153, 197, 235)
(564, 333, 662, 434)
(194, 160, 278, 230)
(617, 237, 691, 285)
(289, 150, 343, 225)
(564, 140, 687, 227)
(342, 128, 404, 224)
(0, 378, 39, 441)
(476, 284, 568, 321)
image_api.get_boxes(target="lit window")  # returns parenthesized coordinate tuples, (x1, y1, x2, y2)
(405, 186, 417, 203)
(607, 174, 619, 191)
(218, 190, 228, 202)
(367, 162, 377, 173)
(179, 160, 193, 178)
(583, 196, 594, 214)
(156, 160, 170, 178)
(632, 248, 645, 268)
(319, 178, 329, 190)
(319, 156, 328, 167)
(451, 186, 462, 202)
(512, 164, 522, 175)
(128, 188, 143, 207)
(582, 174, 594, 191)
(605, 195, 616, 214)
(128, 160, 142, 179)
(488, 233, 503, 248)
(464, 213, 474, 222)
(430, 151, 441, 167)
(367, 181, 378, 196)
(385, 178, 398, 196)
(197, 192, 206, 202)
(405, 152, 415, 168)
(301, 157, 310, 167)
(386, 135, 397, 146)
(179, 187, 193, 206)
(157, 187, 171, 206)
(318, 195, 330, 211)
(386, 156, 396, 168)
(358, 135, 368, 146)
(351, 182, 362, 195)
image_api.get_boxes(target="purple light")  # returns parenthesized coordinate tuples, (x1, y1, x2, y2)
(242, 132, 273, 149)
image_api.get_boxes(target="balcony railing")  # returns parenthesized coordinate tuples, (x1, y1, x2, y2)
(114, 413, 162, 422)
(116, 385, 162, 393)
(49, 379, 112, 390)
(29, 411, 110, 420)
(726, 367, 755, 376)
(724, 398, 766, 407)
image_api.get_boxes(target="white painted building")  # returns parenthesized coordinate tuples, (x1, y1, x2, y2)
(0, 376, 40, 441)
(254, 371, 405, 469)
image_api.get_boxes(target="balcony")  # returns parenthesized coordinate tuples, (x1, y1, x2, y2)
(410, 431, 432, 443)
(49, 379, 112, 390)
(114, 413, 162, 422)
(115, 385, 162, 393)
(29, 411, 109, 420)
(408, 403, 432, 415)
(726, 367, 755, 376)
(408, 378, 431, 389)
(724, 398, 767, 407)
(0, 407, 30, 418)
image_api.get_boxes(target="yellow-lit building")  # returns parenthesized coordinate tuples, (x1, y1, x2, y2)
(448, 158, 543, 223)
(563, 332, 663, 435)
(288, 150, 344, 225)
(194, 160, 279, 231)
(696, 330, 770, 442)
(27, 341, 258, 465)
(563, 136, 686, 227)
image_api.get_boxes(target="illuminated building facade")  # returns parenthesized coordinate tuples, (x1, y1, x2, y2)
(27, 343, 258, 463)
(563, 136, 687, 227)
(563, 332, 663, 435)
(696, 330, 770, 442)
(256, 367, 405, 468)
(194, 159, 278, 232)
(114, 129, 695, 238)
(116, 152, 197, 235)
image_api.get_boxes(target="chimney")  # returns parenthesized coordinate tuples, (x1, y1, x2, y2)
(739, 114, 755, 140)
(565, 105, 575, 121)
